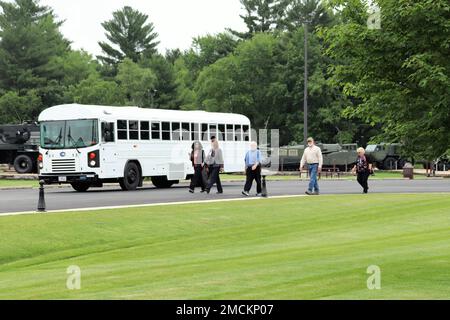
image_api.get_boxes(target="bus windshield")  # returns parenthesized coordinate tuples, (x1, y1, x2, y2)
(41, 120, 98, 149)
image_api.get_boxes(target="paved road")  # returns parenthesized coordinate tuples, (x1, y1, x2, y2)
(0, 179, 449, 214)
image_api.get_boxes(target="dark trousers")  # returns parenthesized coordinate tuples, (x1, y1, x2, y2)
(190, 165, 206, 191)
(357, 171, 370, 192)
(207, 166, 223, 193)
(244, 165, 262, 193)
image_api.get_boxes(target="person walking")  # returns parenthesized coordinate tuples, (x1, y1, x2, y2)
(242, 141, 262, 197)
(352, 147, 373, 194)
(299, 137, 323, 195)
(189, 141, 206, 193)
(205, 139, 224, 194)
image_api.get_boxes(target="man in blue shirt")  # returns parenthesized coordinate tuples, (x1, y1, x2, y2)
(242, 141, 262, 197)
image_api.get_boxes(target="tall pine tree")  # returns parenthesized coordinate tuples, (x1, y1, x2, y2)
(0, 0, 69, 91)
(228, 0, 289, 39)
(98, 6, 159, 65)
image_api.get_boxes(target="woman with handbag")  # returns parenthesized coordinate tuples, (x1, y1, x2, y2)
(189, 141, 206, 193)
(352, 147, 373, 194)
(205, 139, 224, 194)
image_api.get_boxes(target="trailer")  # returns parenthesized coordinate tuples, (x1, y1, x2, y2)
(0, 122, 40, 173)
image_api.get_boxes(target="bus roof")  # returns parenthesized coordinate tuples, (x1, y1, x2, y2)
(38, 104, 251, 124)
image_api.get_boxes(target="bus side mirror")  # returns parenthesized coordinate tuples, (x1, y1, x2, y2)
(102, 122, 115, 143)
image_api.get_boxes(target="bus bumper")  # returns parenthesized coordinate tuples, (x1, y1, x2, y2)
(39, 173, 99, 185)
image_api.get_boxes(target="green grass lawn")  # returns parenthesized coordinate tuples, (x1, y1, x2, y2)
(0, 179, 38, 188)
(0, 194, 449, 300)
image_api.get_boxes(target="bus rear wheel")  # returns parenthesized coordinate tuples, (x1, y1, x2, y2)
(151, 176, 177, 189)
(119, 162, 141, 191)
(71, 182, 90, 192)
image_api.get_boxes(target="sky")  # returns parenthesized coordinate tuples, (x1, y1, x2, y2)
(38, 0, 247, 57)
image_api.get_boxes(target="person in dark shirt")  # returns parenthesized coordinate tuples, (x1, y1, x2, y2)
(242, 141, 262, 197)
(205, 139, 224, 194)
(352, 147, 373, 194)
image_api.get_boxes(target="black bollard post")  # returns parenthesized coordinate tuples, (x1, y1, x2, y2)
(261, 175, 268, 198)
(37, 180, 46, 212)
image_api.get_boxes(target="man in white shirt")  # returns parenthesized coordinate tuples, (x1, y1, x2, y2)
(299, 137, 323, 195)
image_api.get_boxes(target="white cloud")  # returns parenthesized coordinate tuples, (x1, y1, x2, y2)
(39, 0, 247, 56)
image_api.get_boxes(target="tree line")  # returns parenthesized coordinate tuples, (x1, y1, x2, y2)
(0, 0, 448, 159)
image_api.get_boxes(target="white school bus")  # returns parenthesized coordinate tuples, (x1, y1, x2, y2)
(38, 104, 251, 191)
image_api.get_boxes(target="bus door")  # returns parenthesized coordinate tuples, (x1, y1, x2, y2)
(100, 122, 116, 174)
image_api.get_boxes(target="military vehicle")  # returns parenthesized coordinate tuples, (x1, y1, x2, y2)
(0, 122, 40, 173)
(276, 143, 357, 171)
(365, 143, 407, 170)
(434, 154, 450, 171)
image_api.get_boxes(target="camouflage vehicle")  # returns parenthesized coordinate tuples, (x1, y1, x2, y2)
(276, 143, 357, 171)
(434, 153, 450, 171)
(365, 143, 407, 170)
(320, 143, 357, 171)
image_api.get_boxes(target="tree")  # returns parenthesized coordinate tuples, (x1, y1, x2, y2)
(65, 74, 126, 106)
(0, 0, 70, 118)
(98, 6, 159, 65)
(322, 0, 450, 159)
(196, 34, 287, 136)
(50, 50, 99, 87)
(228, 0, 289, 39)
(0, 90, 41, 123)
(174, 58, 197, 110)
(140, 54, 178, 109)
(0, 0, 69, 90)
(285, 0, 335, 30)
(115, 58, 157, 107)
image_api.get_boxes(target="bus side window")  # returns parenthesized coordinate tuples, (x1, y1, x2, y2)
(117, 120, 127, 140)
(191, 123, 200, 141)
(201, 123, 208, 141)
(243, 125, 250, 141)
(172, 122, 181, 140)
(209, 124, 217, 140)
(218, 124, 225, 141)
(162, 122, 170, 141)
(235, 124, 242, 141)
(151, 122, 161, 140)
(102, 122, 115, 142)
(181, 122, 190, 141)
(129, 120, 139, 140)
(226, 124, 233, 141)
(140, 121, 150, 140)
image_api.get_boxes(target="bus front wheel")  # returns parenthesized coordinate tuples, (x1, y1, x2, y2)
(151, 176, 177, 189)
(71, 182, 90, 192)
(119, 162, 141, 191)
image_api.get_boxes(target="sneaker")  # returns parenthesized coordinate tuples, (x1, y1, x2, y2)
(189, 189, 194, 194)
(216, 191, 223, 194)
(242, 191, 250, 197)
(305, 190, 313, 195)
(313, 191, 320, 195)
(256, 193, 262, 197)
